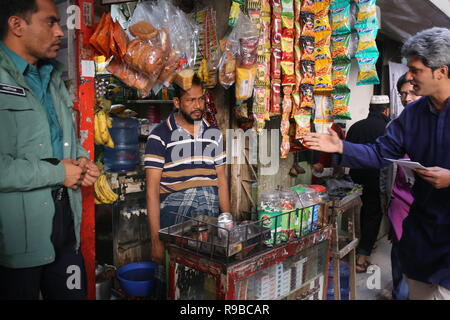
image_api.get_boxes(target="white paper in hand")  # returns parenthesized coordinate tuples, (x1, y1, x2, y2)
(384, 158, 428, 170)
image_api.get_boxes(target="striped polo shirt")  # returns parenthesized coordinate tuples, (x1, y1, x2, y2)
(144, 112, 226, 200)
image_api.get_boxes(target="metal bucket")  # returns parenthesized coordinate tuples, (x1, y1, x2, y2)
(96, 264, 116, 300)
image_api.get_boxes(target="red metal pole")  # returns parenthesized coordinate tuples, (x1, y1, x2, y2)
(75, 0, 96, 300)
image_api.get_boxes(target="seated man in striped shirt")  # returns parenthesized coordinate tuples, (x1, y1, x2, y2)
(145, 75, 230, 264)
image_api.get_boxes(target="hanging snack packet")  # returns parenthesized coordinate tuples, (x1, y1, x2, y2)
(292, 91, 301, 114)
(294, 0, 301, 21)
(300, 36, 315, 61)
(272, 10, 282, 49)
(314, 119, 334, 134)
(218, 51, 236, 89)
(281, 0, 294, 29)
(330, 0, 351, 35)
(280, 135, 291, 158)
(331, 89, 351, 119)
(314, 95, 333, 120)
(259, 15, 272, 54)
(239, 36, 259, 68)
(314, 46, 332, 61)
(332, 60, 351, 90)
(301, 60, 315, 85)
(271, 48, 282, 79)
(356, 53, 380, 86)
(314, 0, 331, 17)
(271, 80, 282, 116)
(300, 84, 314, 108)
(254, 112, 267, 134)
(356, 26, 378, 55)
(301, 0, 315, 13)
(236, 66, 257, 100)
(294, 114, 311, 141)
(355, 0, 378, 28)
(314, 15, 331, 33)
(281, 113, 291, 136)
(282, 85, 293, 114)
(301, 11, 315, 37)
(228, 0, 244, 27)
(315, 30, 332, 47)
(253, 87, 268, 114)
(261, 0, 271, 13)
(281, 29, 295, 85)
(331, 33, 351, 60)
(255, 53, 271, 87)
(315, 59, 333, 91)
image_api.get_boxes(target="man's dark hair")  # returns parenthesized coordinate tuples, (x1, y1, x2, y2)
(396, 73, 408, 93)
(173, 74, 204, 99)
(369, 104, 388, 113)
(0, 0, 39, 40)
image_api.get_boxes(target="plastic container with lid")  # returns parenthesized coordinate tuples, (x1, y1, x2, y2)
(291, 187, 319, 236)
(258, 191, 281, 246)
(309, 185, 329, 228)
(279, 190, 297, 242)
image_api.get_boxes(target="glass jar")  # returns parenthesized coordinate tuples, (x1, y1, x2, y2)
(309, 185, 329, 227)
(279, 190, 297, 242)
(258, 191, 281, 246)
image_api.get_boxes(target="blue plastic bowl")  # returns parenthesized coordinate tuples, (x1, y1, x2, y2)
(116, 262, 156, 297)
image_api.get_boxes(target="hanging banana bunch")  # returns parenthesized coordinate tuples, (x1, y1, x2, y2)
(94, 172, 119, 204)
(94, 110, 114, 148)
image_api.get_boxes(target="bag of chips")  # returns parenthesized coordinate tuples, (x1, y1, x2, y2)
(315, 30, 332, 47)
(330, 0, 351, 35)
(355, 0, 378, 28)
(281, 0, 294, 29)
(301, 0, 315, 13)
(332, 60, 351, 90)
(236, 66, 257, 100)
(300, 83, 314, 108)
(356, 53, 380, 86)
(314, 46, 332, 61)
(280, 135, 291, 158)
(331, 33, 351, 60)
(314, 0, 331, 17)
(301, 11, 315, 37)
(356, 26, 378, 55)
(294, 114, 311, 141)
(315, 59, 333, 91)
(331, 89, 351, 119)
(301, 36, 315, 61)
(314, 15, 331, 33)
(301, 60, 315, 85)
(271, 80, 282, 115)
(313, 94, 333, 120)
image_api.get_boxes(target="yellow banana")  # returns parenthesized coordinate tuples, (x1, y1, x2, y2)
(98, 174, 118, 203)
(94, 113, 103, 145)
(98, 111, 110, 145)
(105, 133, 115, 148)
(94, 175, 110, 204)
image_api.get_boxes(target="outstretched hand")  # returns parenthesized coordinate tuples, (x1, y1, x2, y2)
(415, 167, 450, 189)
(303, 127, 344, 154)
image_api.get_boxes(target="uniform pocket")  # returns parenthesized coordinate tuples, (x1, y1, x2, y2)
(0, 193, 27, 254)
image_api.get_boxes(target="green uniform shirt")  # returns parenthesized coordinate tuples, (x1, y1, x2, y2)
(0, 42, 63, 160)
